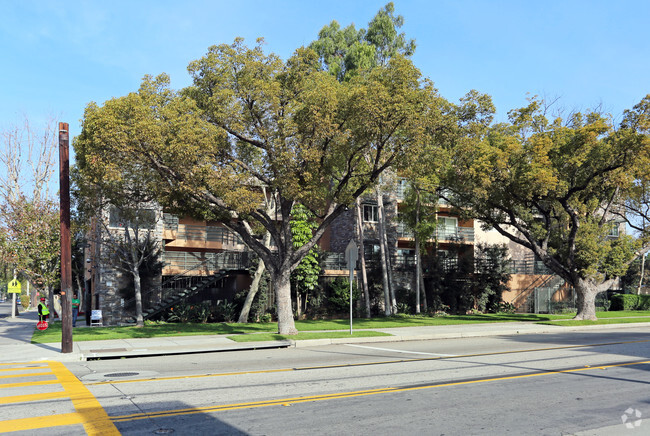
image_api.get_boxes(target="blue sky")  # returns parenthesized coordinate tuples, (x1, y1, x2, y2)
(1, 0, 649, 139)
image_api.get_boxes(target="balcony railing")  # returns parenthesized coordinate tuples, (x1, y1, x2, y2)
(395, 222, 474, 242)
(507, 260, 551, 275)
(163, 251, 251, 273)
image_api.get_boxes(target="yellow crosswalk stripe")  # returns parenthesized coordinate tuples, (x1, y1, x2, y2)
(1, 412, 85, 432)
(0, 371, 52, 379)
(0, 379, 58, 389)
(0, 366, 48, 372)
(0, 390, 69, 404)
(0, 361, 120, 435)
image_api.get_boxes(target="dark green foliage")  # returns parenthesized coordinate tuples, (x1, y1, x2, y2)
(620, 255, 650, 294)
(423, 243, 510, 314)
(213, 300, 238, 322)
(290, 204, 322, 316)
(610, 293, 650, 311)
(166, 300, 238, 323)
(327, 278, 360, 312)
(473, 244, 511, 312)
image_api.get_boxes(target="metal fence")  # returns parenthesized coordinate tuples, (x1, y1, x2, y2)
(395, 222, 475, 242)
(163, 251, 251, 273)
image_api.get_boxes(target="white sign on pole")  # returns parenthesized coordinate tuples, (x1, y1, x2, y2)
(345, 240, 358, 334)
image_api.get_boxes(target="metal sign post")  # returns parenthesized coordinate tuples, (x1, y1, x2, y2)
(345, 240, 358, 335)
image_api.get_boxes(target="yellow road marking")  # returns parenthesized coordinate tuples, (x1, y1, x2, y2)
(48, 361, 121, 435)
(0, 390, 69, 404)
(0, 371, 52, 379)
(0, 361, 120, 435)
(87, 338, 650, 386)
(1, 413, 85, 432)
(110, 359, 650, 423)
(0, 379, 59, 389)
(0, 366, 48, 372)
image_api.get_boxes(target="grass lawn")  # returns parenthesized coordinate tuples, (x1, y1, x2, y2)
(31, 311, 650, 344)
(31, 321, 278, 344)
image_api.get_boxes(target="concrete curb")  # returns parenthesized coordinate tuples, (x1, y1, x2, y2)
(290, 322, 650, 348)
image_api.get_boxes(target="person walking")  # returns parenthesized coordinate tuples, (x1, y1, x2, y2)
(72, 293, 80, 327)
(37, 297, 50, 322)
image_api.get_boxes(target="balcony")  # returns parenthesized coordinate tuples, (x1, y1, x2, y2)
(395, 222, 474, 242)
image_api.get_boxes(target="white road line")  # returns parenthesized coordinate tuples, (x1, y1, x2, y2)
(344, 344, 456, 357)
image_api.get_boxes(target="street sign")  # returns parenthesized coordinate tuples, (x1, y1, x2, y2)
(344, 240, 358, 334)
(37, 321, 49, 331)
(8, 279, 21, 293)
(345, 240, 358, 270)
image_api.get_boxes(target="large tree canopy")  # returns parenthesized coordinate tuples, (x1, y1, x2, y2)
(74, 37, 446, 333)
(445, 96, 650, 319)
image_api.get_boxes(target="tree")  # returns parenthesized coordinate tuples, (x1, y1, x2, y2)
(472, 244, 511, 312)
(398, 181, 438, 313)
(74, 120, 163, 327)
(0, 118, 60, 309)
(2, 197, 60, 310)
(75, 35, 441, 333)
(445, 96, 650, 320)
(290, 204, 321, 318)
(310, 2, 420, 317)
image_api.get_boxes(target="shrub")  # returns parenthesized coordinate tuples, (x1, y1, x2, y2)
(166, 302, 193, 323)
(213, 300, 238, 322)
(20, 294, 30, 309)
(327, 278, 360, 312)
(491, 301, 515, 314)
(259, 313, 273, 323)
(610, 293, 650, 311)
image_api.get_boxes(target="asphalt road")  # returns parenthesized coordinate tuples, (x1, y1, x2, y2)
(37, 326, 648, 435)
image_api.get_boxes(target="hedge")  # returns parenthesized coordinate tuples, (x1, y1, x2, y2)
(610, 293, 650, 311)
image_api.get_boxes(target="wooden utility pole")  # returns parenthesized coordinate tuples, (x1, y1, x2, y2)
(59, 122, 73, 353)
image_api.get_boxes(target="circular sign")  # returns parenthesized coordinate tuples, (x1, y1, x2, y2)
(36, 321, 48, 331)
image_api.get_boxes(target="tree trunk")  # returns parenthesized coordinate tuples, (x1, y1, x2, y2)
(133, 268, 144, 327)
(273, 268, 298, 334)
(638, 254, 646, 295)
(48, 285, 54, 319)
(238, 257, 267, 323)
(574, 278, 599, 320)
(295, 292, 302, 318)
(355, 198, 371, 318)
(377, 190, 392, 316)
(414, 188, 421, 314)
(419, 261, 427, 311)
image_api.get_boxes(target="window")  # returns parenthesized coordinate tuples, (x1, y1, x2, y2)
(437, 217, 458, 239)
(363, 205, 378, 222)
(608, 223, 620, 238)
(109, 207, 156, 229)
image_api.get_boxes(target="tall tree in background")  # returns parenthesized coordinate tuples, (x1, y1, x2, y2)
(75, 31, 442, 334)
(310, 2, 419, 315)
(399, 182, 438, 313)
(445, 96, 650, 320)
(0, 118, 59, 309)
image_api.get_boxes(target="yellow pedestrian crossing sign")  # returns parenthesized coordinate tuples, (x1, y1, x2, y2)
(8, 279, 21, 293)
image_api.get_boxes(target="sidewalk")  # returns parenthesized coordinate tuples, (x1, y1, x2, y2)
(1, 306, 649, 363)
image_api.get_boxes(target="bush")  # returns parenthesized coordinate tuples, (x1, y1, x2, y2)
(166, 301, 212, 323)
(212, 300, 238, 322)
(327, 278, 359, 312)
(491, 301, 515, 314)
(20, 294, 30, 309)
(610, 293, 650, 311)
